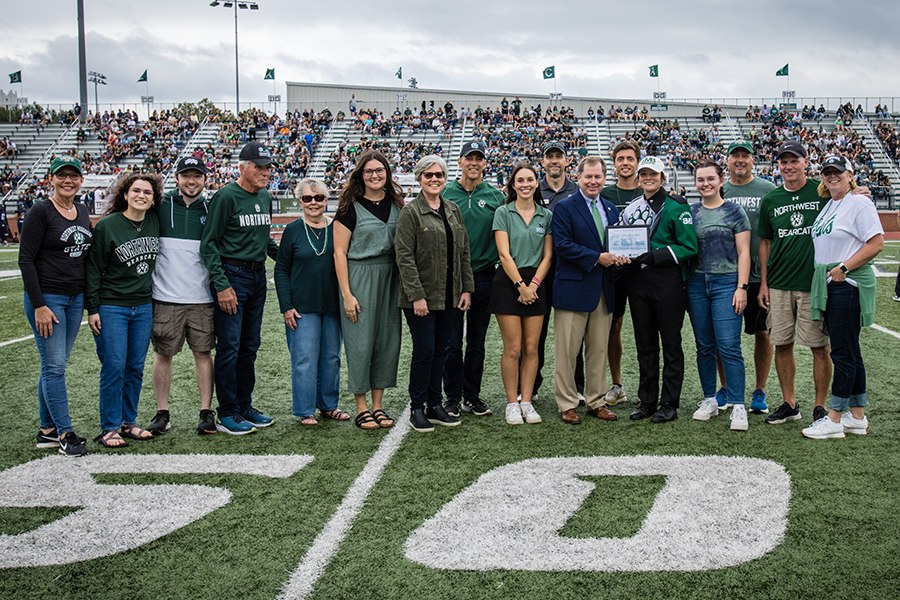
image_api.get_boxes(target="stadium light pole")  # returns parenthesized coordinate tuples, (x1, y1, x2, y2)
(209, 1, 260, 115)
(87, 71, 107, 116)
(77, 0, 88, 123)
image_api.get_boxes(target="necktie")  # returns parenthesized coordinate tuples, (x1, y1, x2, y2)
(591, 199, 605, 246)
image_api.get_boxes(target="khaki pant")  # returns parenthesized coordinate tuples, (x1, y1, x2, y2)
(554, 292, 611, 412)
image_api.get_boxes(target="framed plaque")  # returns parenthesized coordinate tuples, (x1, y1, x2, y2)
(607, 225, 649, 258)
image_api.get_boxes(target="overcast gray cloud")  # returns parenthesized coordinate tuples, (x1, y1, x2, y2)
(1, 0, 899, 110)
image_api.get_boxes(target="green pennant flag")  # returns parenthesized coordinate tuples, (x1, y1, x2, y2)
(649, 65, 659, 78)
(396, 67, 402, 79)
(264, 68, 275, 80)
(775, 64, 789, 77)
(9, 71, 22, 84)
(137, 70, 148, 83)
(543, 65, 555, 80)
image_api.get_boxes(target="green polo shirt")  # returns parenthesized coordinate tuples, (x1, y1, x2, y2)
(491, 202, 553, 269)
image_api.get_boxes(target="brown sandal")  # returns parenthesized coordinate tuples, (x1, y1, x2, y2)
(94, 431, 129, 448)
(120, 425, 153, 440)
(354, 411, 380, 430)
(321, 409, 350, 421)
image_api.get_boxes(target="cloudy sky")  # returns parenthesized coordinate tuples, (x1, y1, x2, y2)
(2, 0, 899, 111)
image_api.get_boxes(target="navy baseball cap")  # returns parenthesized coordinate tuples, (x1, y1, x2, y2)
(775, 140, 808, 159)
(459, 141, 486, 158)
(239, 141, 275, 166)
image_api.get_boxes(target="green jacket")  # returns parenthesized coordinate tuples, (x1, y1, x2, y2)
(442, 179, 505, 273)
(394, 193, 474, 310)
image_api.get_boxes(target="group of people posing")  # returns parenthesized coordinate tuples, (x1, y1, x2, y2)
(20, 133, 883, 456)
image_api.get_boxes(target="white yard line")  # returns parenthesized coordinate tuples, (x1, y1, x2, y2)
(871, 323, 900, 341)
(0, 321, 88, 347)
(277, 406, 411, 600)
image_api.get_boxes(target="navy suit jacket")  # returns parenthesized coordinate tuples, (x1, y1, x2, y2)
(552, 190, 620, 313)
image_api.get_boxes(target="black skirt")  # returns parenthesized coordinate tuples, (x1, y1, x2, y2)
(488, 265, 550, 316)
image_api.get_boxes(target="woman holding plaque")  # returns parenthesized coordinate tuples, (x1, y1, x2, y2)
(684, 159, 751, 431)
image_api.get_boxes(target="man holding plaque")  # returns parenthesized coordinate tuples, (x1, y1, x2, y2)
(551, 156, 622, 424)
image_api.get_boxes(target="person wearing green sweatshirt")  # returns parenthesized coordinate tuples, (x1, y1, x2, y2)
(620, 156, 699, 423)
(200, 141, 280, 435)
(86, 173, 161, 448)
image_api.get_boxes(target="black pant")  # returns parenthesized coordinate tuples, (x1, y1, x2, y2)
(628, 265, 685, 409)
(405, 308, 454, 411)
(895, 262, 900, 297)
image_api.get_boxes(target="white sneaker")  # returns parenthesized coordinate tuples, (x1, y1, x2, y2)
(692, 398, 719, 421)
(505, 403, 524, 425)
(604, 384, 626, 405)
(841, 412, 869, 435)
(520, 401, 542, 424)
(730, 404, 749, 431)
(802, 417, 845, 439)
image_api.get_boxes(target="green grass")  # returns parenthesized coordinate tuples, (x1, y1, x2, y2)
(2, 245, 900, 600)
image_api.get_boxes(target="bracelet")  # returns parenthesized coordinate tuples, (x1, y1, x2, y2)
(531, 276, 542, 287)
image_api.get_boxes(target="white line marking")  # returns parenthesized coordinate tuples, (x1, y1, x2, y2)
(277, 406, 411, 600)
(871, 323, 900, 341)
(0, 321, 88, 347)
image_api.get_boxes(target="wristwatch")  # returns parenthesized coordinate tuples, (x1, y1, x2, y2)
(738, 283, 749, 290)
(839, 263, 849, 274)
(514, 280, 525, 288)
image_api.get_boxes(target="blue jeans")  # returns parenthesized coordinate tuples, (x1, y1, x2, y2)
(213, 264, 267, 418)
(444, 267, 494, 402)
(24, 292, 84, 435)
(285, 312, 342, 418)
(94, 303, 153, 432)
(824, 282, 867, 411)
(406, 308, 455, 410)
(685, 272, 745, 405)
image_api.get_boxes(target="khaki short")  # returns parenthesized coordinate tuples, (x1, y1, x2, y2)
(151, 302, 215, 355)
(766, 288, 828, 348)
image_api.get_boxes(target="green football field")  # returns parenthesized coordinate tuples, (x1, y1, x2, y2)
(1, 244, 899, 600)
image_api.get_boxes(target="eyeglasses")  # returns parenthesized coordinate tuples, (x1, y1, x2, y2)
(363, 167, 386, 177)
(130, 187, 155, 197)
(421, 172, 445, 180)
(53, 172, 82, 181)
(301, 194, 326, 203)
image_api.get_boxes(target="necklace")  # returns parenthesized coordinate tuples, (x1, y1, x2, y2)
(52, 199, 75, 214)
(126, 215, 145, 232)
(305, 220, 328, 256)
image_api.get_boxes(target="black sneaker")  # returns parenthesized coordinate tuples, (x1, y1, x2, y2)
(425, 404, 461, 427)
(146, 410, 171, 435)
(765, 402, 802, 424)
(410, 408, 435, 432)
(58, 431, 88, 457)
(197, 409, 217, 435)
(445, 401, 461, 418)
(36, 428, 60, 448)
(37, 428, 86, 448)
(461, 397, 493, 416)
(812, 405, 828, 422)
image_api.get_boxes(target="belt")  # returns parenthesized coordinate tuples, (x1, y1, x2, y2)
(222, 258, 265, 271)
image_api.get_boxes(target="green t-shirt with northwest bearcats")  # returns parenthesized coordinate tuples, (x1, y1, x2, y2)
(757, 178, 822, 291)
(85, 211, 160, 315)
(200, 181, 280, 293)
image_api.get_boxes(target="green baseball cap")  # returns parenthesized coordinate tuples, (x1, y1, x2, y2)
(727, 140, 754, 155)
(49, 155, 84, 175)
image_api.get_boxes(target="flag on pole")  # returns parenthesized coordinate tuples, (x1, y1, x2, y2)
(396, 67, 402, 79)
(543, 66, 555, 80)
(137, 70, 148, 83)
(9, 71, 22, 84)
(649, 65, 659, 78)
(775, 64, 789, 77)
(264, 68, 275, 80)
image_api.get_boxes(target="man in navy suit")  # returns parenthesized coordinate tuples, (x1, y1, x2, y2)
(552, 156, 625, 424)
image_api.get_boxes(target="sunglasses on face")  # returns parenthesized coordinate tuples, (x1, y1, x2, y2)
(421, 172, 445, 180)
(301, 194, 326, 203)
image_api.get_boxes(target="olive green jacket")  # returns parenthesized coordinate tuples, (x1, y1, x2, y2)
(395, 193, 474, 310)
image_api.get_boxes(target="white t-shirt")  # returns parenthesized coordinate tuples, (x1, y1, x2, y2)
(811, 192, 883, 273)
